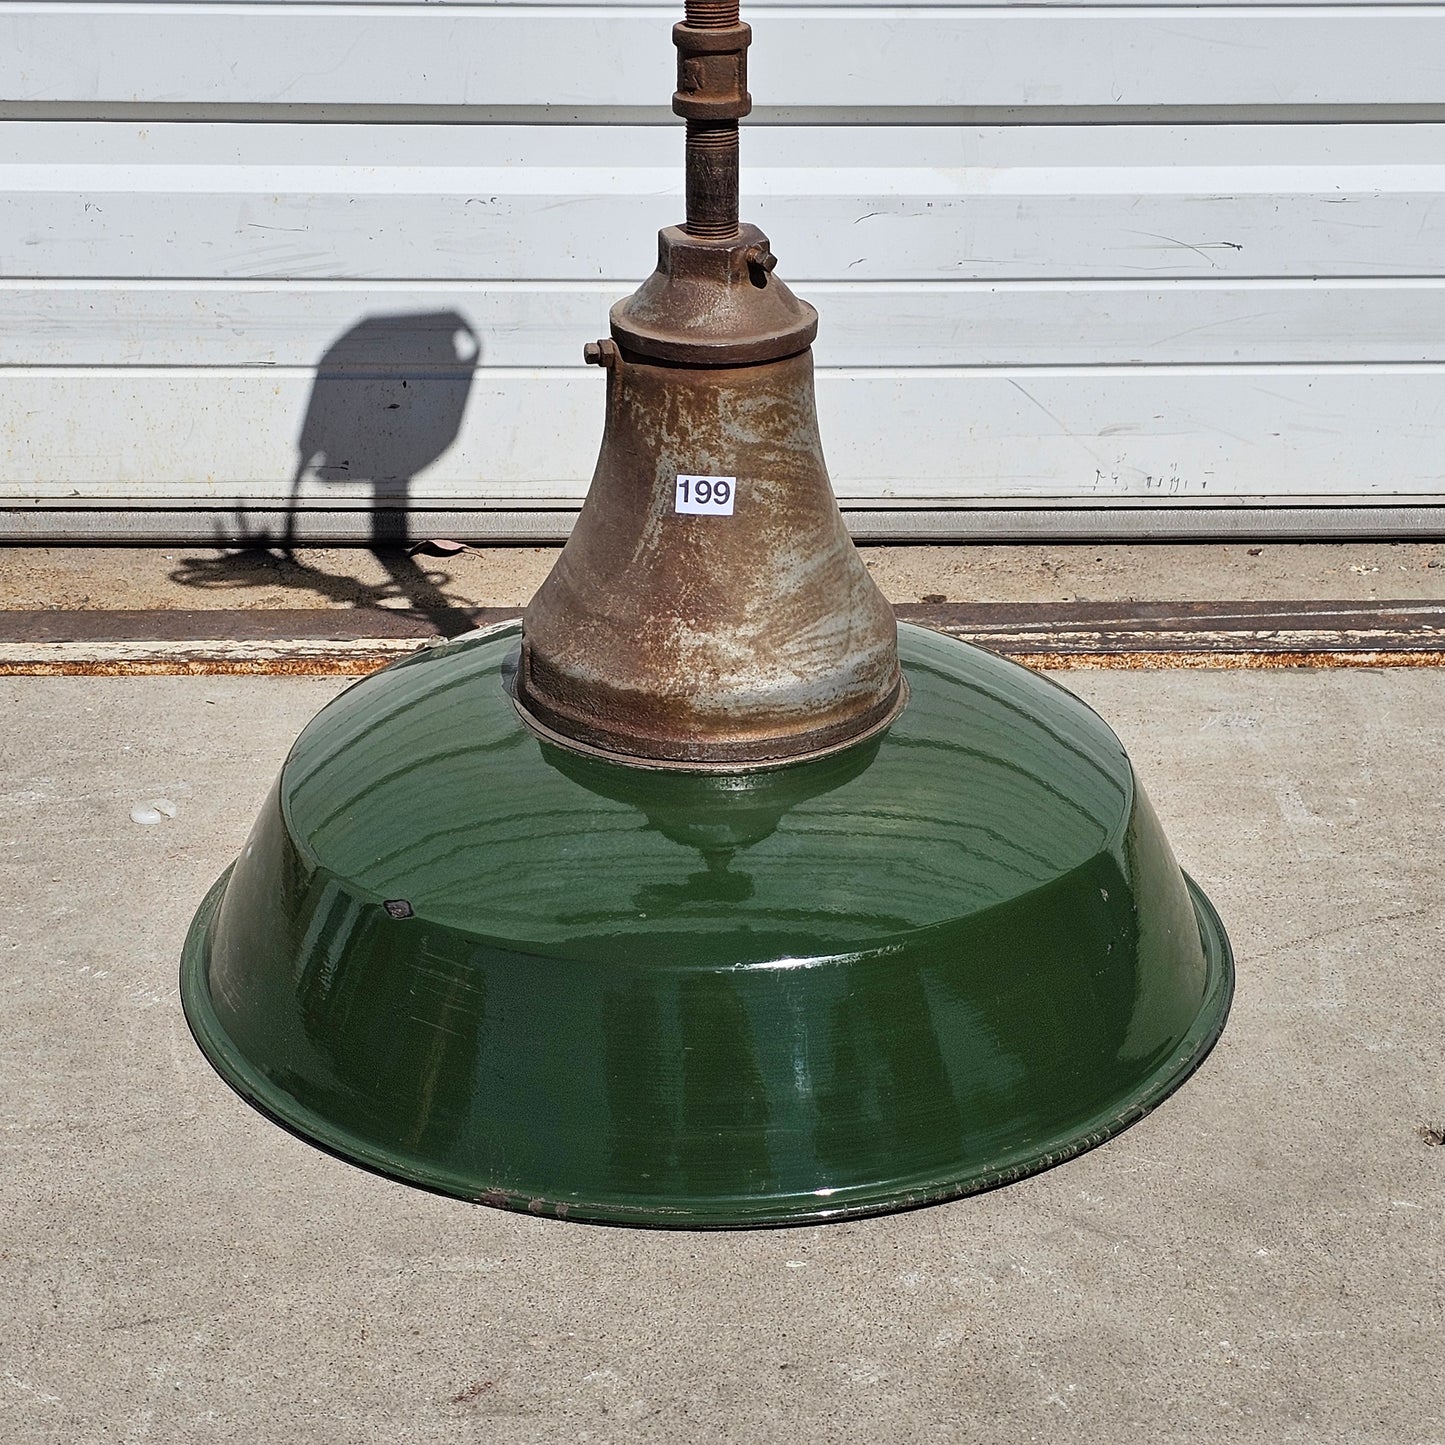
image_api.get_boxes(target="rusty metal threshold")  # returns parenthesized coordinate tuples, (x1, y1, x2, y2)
(1, 600, 1442, 677)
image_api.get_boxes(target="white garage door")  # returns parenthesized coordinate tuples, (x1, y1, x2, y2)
(4, 0, 1445, 541)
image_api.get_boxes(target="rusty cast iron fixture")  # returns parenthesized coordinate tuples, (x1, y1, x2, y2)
(513, 0, 905, 768)
(181, 2, 1233, 1228)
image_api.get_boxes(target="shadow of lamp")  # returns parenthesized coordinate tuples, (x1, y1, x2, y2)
(285, 311, 480, 548)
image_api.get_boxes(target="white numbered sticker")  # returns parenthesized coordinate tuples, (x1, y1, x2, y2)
(675, 474, 736, 516)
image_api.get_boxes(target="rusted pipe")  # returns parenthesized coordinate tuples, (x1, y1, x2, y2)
(675, 0, 750, 239)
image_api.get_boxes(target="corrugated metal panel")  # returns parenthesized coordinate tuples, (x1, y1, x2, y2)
(12, 366, 1445, 502)
(4, 2, 1445, 538)
(6, 3, 1445, 110)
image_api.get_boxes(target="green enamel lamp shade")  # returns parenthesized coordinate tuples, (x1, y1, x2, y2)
(181, 622, 1232, 1227)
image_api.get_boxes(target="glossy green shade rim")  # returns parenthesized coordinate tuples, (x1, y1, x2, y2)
(179, 623, 1236, 1229)
(180, 868, 1231, 1229)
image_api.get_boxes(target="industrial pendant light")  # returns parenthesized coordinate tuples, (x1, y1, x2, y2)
(181, 1, 1233, 1226)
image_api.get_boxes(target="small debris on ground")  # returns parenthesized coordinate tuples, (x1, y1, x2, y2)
(920, 593, 945, 604)
(130, 798, 178, 826)
(1418, 1123, 1445, 1147)
(449, 1382, 494, 1404)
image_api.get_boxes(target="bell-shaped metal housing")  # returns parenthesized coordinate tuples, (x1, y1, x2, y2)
(515, 224, 905, 768)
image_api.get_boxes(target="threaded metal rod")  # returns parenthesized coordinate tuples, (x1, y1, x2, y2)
(685, 121, 739, 238)
(685, 0, 739, 23)
(675, 0, 747, 239)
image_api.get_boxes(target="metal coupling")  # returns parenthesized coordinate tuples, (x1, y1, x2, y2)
(672, 17, 752, 123)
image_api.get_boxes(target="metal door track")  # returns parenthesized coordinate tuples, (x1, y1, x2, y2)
(2, 600, 1442, 675)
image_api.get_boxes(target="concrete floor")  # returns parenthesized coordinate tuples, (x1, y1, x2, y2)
(3, 663, 1442, 1444)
